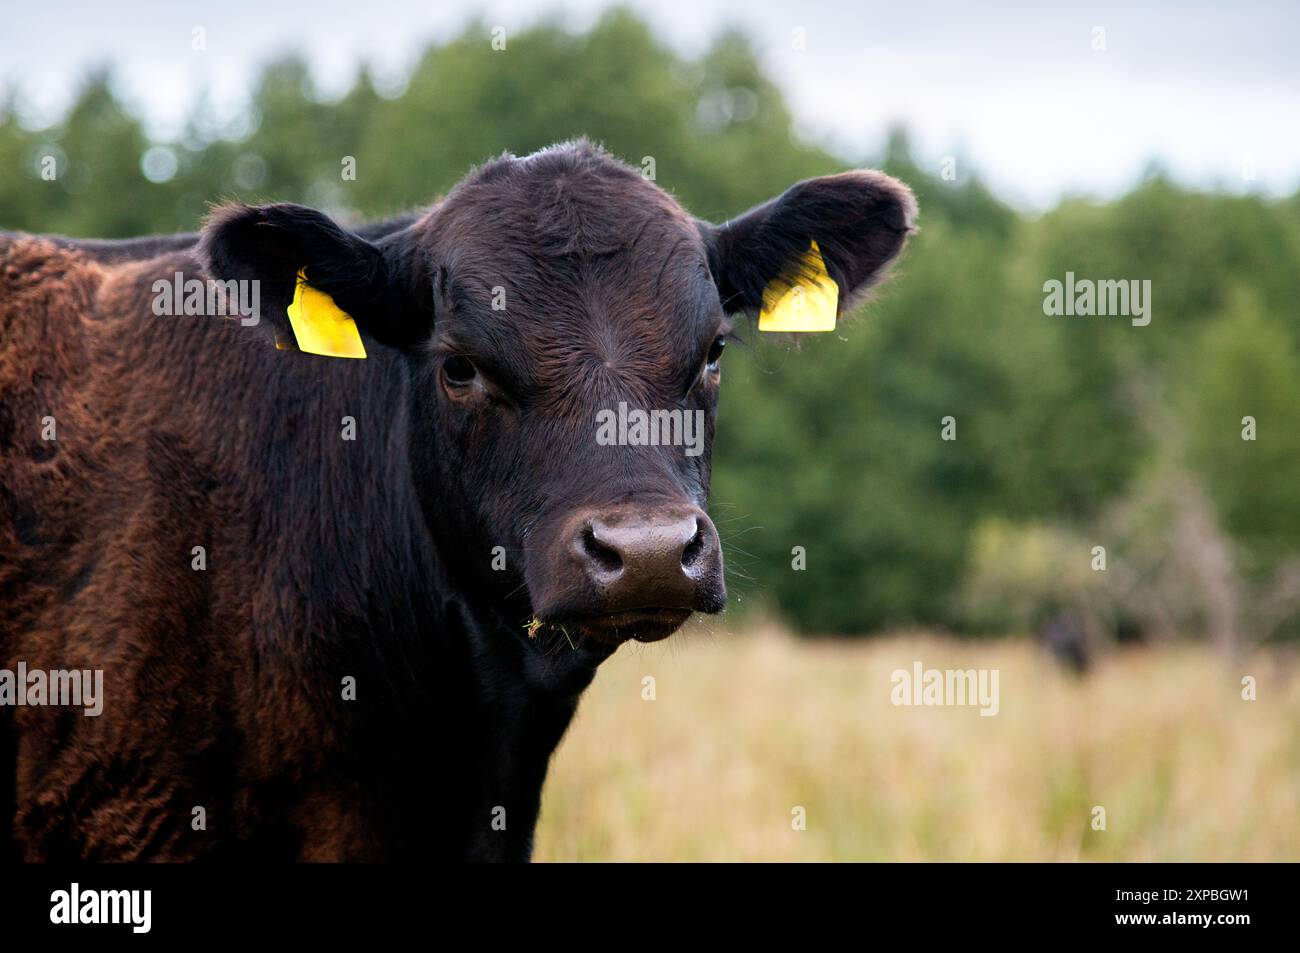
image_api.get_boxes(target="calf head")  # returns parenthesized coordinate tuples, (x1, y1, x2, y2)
(202, 141, 915, 646)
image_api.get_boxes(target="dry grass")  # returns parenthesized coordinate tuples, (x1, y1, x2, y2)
(534, 621, 1300, 861)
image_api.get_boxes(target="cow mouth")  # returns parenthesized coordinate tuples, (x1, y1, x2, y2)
(551, 608, 693, 645)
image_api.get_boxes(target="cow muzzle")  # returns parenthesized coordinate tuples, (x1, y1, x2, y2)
(528, 502, 726, 644)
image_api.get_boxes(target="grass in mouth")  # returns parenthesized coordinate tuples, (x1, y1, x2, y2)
(524, 617, 577, 650)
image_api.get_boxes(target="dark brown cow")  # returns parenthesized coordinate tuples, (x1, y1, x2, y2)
(0, 140, 915, 860)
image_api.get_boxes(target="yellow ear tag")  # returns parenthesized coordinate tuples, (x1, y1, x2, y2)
(285, 269, 367, 359)
(758, 240, 839, 332)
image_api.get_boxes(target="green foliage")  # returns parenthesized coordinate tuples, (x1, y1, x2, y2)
(1, 12, 1295, 638)
(1179, 297, 1300, 571)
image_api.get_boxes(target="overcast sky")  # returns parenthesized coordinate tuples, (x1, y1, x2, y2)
(3, 0, 1297, 208)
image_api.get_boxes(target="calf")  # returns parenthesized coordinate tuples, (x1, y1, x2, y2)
(0, 141, 914, 860)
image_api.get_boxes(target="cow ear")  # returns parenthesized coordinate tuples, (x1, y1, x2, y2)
(199, 203, 426, 352)
(702, 171, 917, 321)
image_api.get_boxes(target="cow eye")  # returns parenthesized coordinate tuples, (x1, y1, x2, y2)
(442, 355, 478, 386)
(705, 336, 726, 369)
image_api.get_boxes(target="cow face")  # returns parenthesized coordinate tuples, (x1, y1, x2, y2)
(201, 142, 915, 646)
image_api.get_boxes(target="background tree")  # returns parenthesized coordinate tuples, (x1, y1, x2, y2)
(2, 12, 1296, 641)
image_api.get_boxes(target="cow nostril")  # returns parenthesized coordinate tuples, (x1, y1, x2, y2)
(680, 520, 705, 570)
(580, 525, 623, 575)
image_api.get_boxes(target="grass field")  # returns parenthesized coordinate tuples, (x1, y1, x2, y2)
(533, 622, 1300, 861)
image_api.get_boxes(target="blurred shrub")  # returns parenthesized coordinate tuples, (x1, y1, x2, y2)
(959, 519, 1099, 635)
